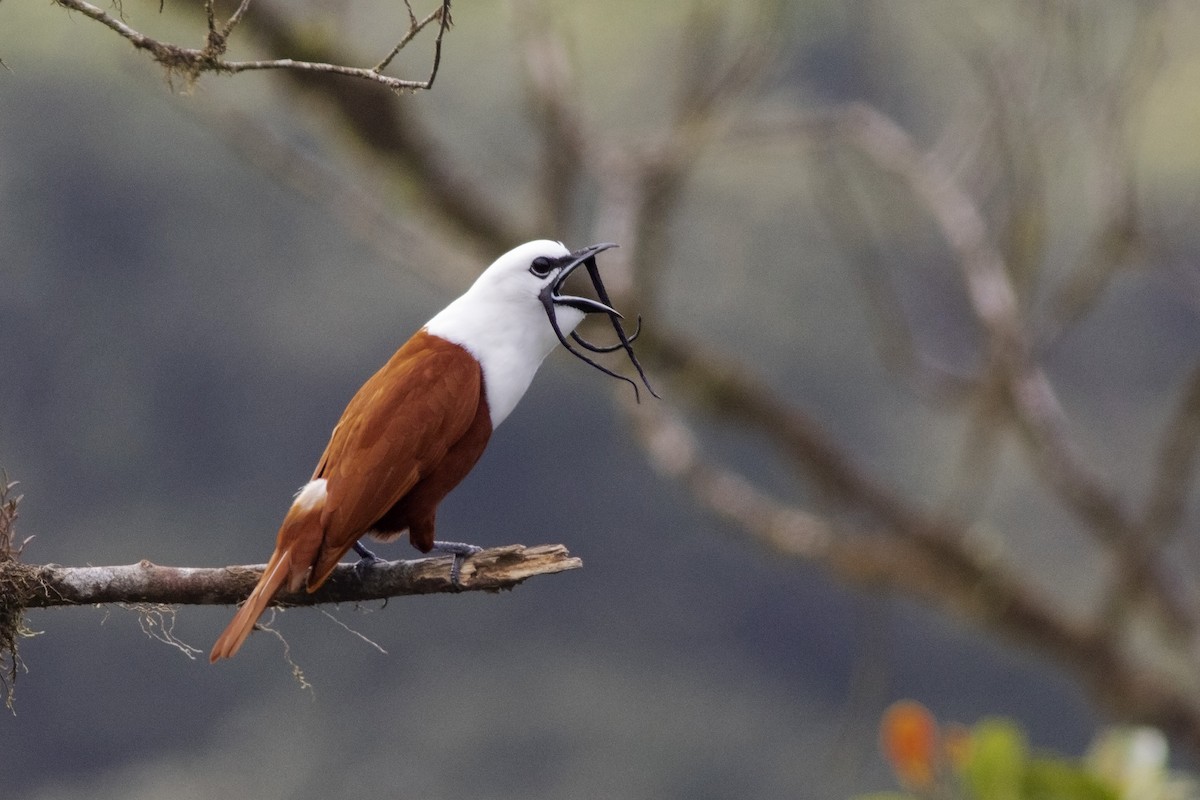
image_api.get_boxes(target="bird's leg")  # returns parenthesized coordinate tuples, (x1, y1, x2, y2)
(352, 539, 385, 580)
(431, 540, 483, 587)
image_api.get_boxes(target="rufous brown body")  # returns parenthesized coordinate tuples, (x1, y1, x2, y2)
(211, 241, 626, 661)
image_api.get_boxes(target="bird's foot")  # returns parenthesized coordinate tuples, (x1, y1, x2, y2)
(431, 540, 483, 588)
(352, 540, 386, 581)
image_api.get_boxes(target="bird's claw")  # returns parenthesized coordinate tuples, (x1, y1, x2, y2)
(431, 540, 483, 589)
(353, 553, 385, 581)
(352, 540, 385, 581)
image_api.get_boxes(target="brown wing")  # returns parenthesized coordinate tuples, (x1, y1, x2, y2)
(306, 332, 483, 584)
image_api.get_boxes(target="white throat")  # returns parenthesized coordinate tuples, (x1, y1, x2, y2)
(424, 288, 584, 428)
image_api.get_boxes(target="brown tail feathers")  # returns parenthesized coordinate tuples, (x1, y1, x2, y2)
(209, 546, 294, 662)
(211, 481, 332, 662)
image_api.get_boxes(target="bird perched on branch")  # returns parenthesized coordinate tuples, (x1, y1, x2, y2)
(210, 240, 654, 661)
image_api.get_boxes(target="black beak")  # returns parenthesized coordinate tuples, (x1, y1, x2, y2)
(538, 242, 660, 402)
(539, 242, 621, 317)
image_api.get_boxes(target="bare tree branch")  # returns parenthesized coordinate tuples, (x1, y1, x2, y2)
(832, 103, 1136, 538)
(725, 101, 1197, 634)
(2, 544, 580, 609)
(620, 382, 1200, 754)
(643, 325, 934, 529)
(0, 480, 577, 705)
(808, 146, 979, 405)
(1040, 2, 1165, 346)
(53, 0, 453, 94)
(1143, 363, 1200, 544)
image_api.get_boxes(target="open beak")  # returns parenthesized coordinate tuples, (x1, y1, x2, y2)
(537, 242, 661, 402)
(538, 242, 621, 317)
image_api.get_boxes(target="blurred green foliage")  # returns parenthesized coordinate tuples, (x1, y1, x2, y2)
(867, 701, 1199, 800)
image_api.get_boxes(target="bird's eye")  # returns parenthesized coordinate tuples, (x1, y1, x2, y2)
(529, 256, 554, 278)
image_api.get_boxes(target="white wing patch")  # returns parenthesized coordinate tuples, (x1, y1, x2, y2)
(292, 478, 328, 511)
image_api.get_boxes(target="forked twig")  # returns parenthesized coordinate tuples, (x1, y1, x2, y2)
(374, 0, 449, 76)
(54, 0, 454, 93)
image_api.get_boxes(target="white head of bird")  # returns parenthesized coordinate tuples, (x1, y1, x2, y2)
(425, 240, 620, 427)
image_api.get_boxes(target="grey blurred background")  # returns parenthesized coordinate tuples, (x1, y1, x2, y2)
(3, 1, 1199, 798)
